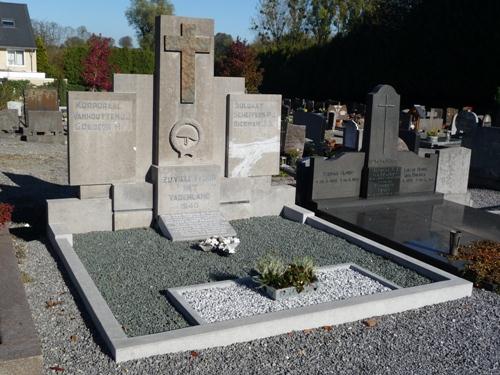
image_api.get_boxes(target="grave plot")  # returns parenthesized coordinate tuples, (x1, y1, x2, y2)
(45, 15, 472, 363)
(48, 207, 472, 362)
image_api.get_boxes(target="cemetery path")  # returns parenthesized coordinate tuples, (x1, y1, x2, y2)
(1, 138, 499, 374)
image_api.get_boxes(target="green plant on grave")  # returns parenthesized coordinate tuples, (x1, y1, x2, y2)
(286, 148, 301, 167)
(255, 254, 317, 293)
(426, 128, 439, 137)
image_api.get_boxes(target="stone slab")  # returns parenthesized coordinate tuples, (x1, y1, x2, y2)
(281, 204, 315, 224)
(220, 177, 252, 204)
(153, 165, 220, 215)
(113, 74, 154, 181)
(317, 198, 500, 273)
(0, 109, 18, 133)
(47, 198, 112, 234)
(158, 211, 236, 241)
(23, 134, 67, 145)
(112, 182, 153, 211)
(26, 110, 63, 134)
(24, 88, 58, 111)
(68, 91, 136, 186)
(79, 184, 111, 199)
(283, 124, 306, 156)
(46, 208, 472, 362)
(226, 94, 281, 177)
(213, 77, 245, 171)
(0, 229, 42, 374)
(113, 210, 153, 231)
(251, 184, 295, 217)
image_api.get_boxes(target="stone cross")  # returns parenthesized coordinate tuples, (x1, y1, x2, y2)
(377, 94, 396, 155)
(164, 23, 211, 104)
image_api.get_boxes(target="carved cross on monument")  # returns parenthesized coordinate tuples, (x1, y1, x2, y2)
(378, 94, 396, 155)
(164, 23, 211, 104)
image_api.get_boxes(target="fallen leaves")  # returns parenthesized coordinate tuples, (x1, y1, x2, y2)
(190, 351, 199, 358)
(49, 365, 64, 372)
(70, 335, 78, 342)
(46, 300, 63, 308)
(363, 318, 378, 328)
(323, 325, 333, 332)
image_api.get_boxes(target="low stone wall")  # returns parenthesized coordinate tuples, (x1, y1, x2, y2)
(0, 226, 42, 375)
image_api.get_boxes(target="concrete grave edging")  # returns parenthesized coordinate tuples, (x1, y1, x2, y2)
(166, 263, 402, 325)
(47, 204, 472, 363)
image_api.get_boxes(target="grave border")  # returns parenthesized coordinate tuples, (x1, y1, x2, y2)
(47, 205, 472, 363)
(166, 263, 402, 325)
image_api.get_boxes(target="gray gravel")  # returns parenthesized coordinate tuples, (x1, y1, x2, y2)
(470, 188, 500, 209)
(3, 137, 500, 374)
(73, 217, 430, 337)
(18, 239, 500, 374)
(182, 266, 391, 323)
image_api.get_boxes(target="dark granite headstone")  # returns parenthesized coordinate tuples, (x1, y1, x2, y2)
(293, 111, 326, 150)
(343, 120, 361, 151)
(455, 111, 478, 133)
(24, 89, 58, 112)
(360, 85, 437, 198)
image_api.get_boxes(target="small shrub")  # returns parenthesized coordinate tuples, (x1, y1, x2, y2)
(0, 203, 14, 227)
(255, 254, 317, 293)
(20, 271, 33, 284)
(426, 128, 439, 137)
(452, 240, 500, 292)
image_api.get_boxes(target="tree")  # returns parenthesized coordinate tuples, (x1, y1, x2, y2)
(125, 0, 174, 50)
(252, 0, 289, 43)
(35, 36, 53, 76)
(287, 0, 309, 42)
(214, 33, 233, 67)
(307, 0, 337, 44)
(119, 35, 134, 48)
(82, 35, 114, 91)
(216, 38, 263, 93)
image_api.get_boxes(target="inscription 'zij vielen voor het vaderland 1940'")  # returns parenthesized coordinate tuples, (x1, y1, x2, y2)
(72, 101, 133, 131)
(232, 102, 275, 128)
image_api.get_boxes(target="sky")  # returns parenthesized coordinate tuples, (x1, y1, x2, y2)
(5, 0, 259, 44)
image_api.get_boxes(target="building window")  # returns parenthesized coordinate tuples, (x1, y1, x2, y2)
(7, 50, 24, 66)
(1, 19, 15, 28)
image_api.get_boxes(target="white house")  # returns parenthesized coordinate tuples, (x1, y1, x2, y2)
(0, 1, 53, 85)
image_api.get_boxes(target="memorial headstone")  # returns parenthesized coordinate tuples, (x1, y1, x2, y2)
(360, 85, 438, 198)
(343, 120, 362, 151)
(293, 111, 326, 151)
(482, 114, 492, 127)
(446, 107, 459, 126)
(24, 88, 64, 141)
(0, 109, 19, 134)
(284, 124, 306, 157)
(455, 110, 478, 134)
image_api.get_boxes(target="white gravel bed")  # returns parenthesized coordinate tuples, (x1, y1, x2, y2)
(470, 188, 500, 209)
(181, 266, 392, 323)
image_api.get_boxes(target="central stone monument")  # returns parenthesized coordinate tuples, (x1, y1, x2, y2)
(55, 15, 294, 241)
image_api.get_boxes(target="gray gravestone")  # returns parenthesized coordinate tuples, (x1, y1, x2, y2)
(68, 92, 136, 185)
(284, 124, 306, 157)
(226, 94, 281, 177)
(483, 114, 492, 127)
(361, 85, 437, 198)
(26, 111, 63, 134)
(153, 15, 235, 240)
(0, 109, 18, 133)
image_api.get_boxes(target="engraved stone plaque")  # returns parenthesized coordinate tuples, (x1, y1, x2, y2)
(68, 92, 136, 185)
(226, 94, 281, 177)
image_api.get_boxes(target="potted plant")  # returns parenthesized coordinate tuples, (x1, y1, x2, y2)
(254, 254, 319, 300)
(426, 128, 439, 143)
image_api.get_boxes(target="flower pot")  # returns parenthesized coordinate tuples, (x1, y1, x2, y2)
(262, 282, 319, 300)
(429, 136, 438, 143)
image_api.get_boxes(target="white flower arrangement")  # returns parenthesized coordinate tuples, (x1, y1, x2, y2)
(198, 236, 240, 255)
